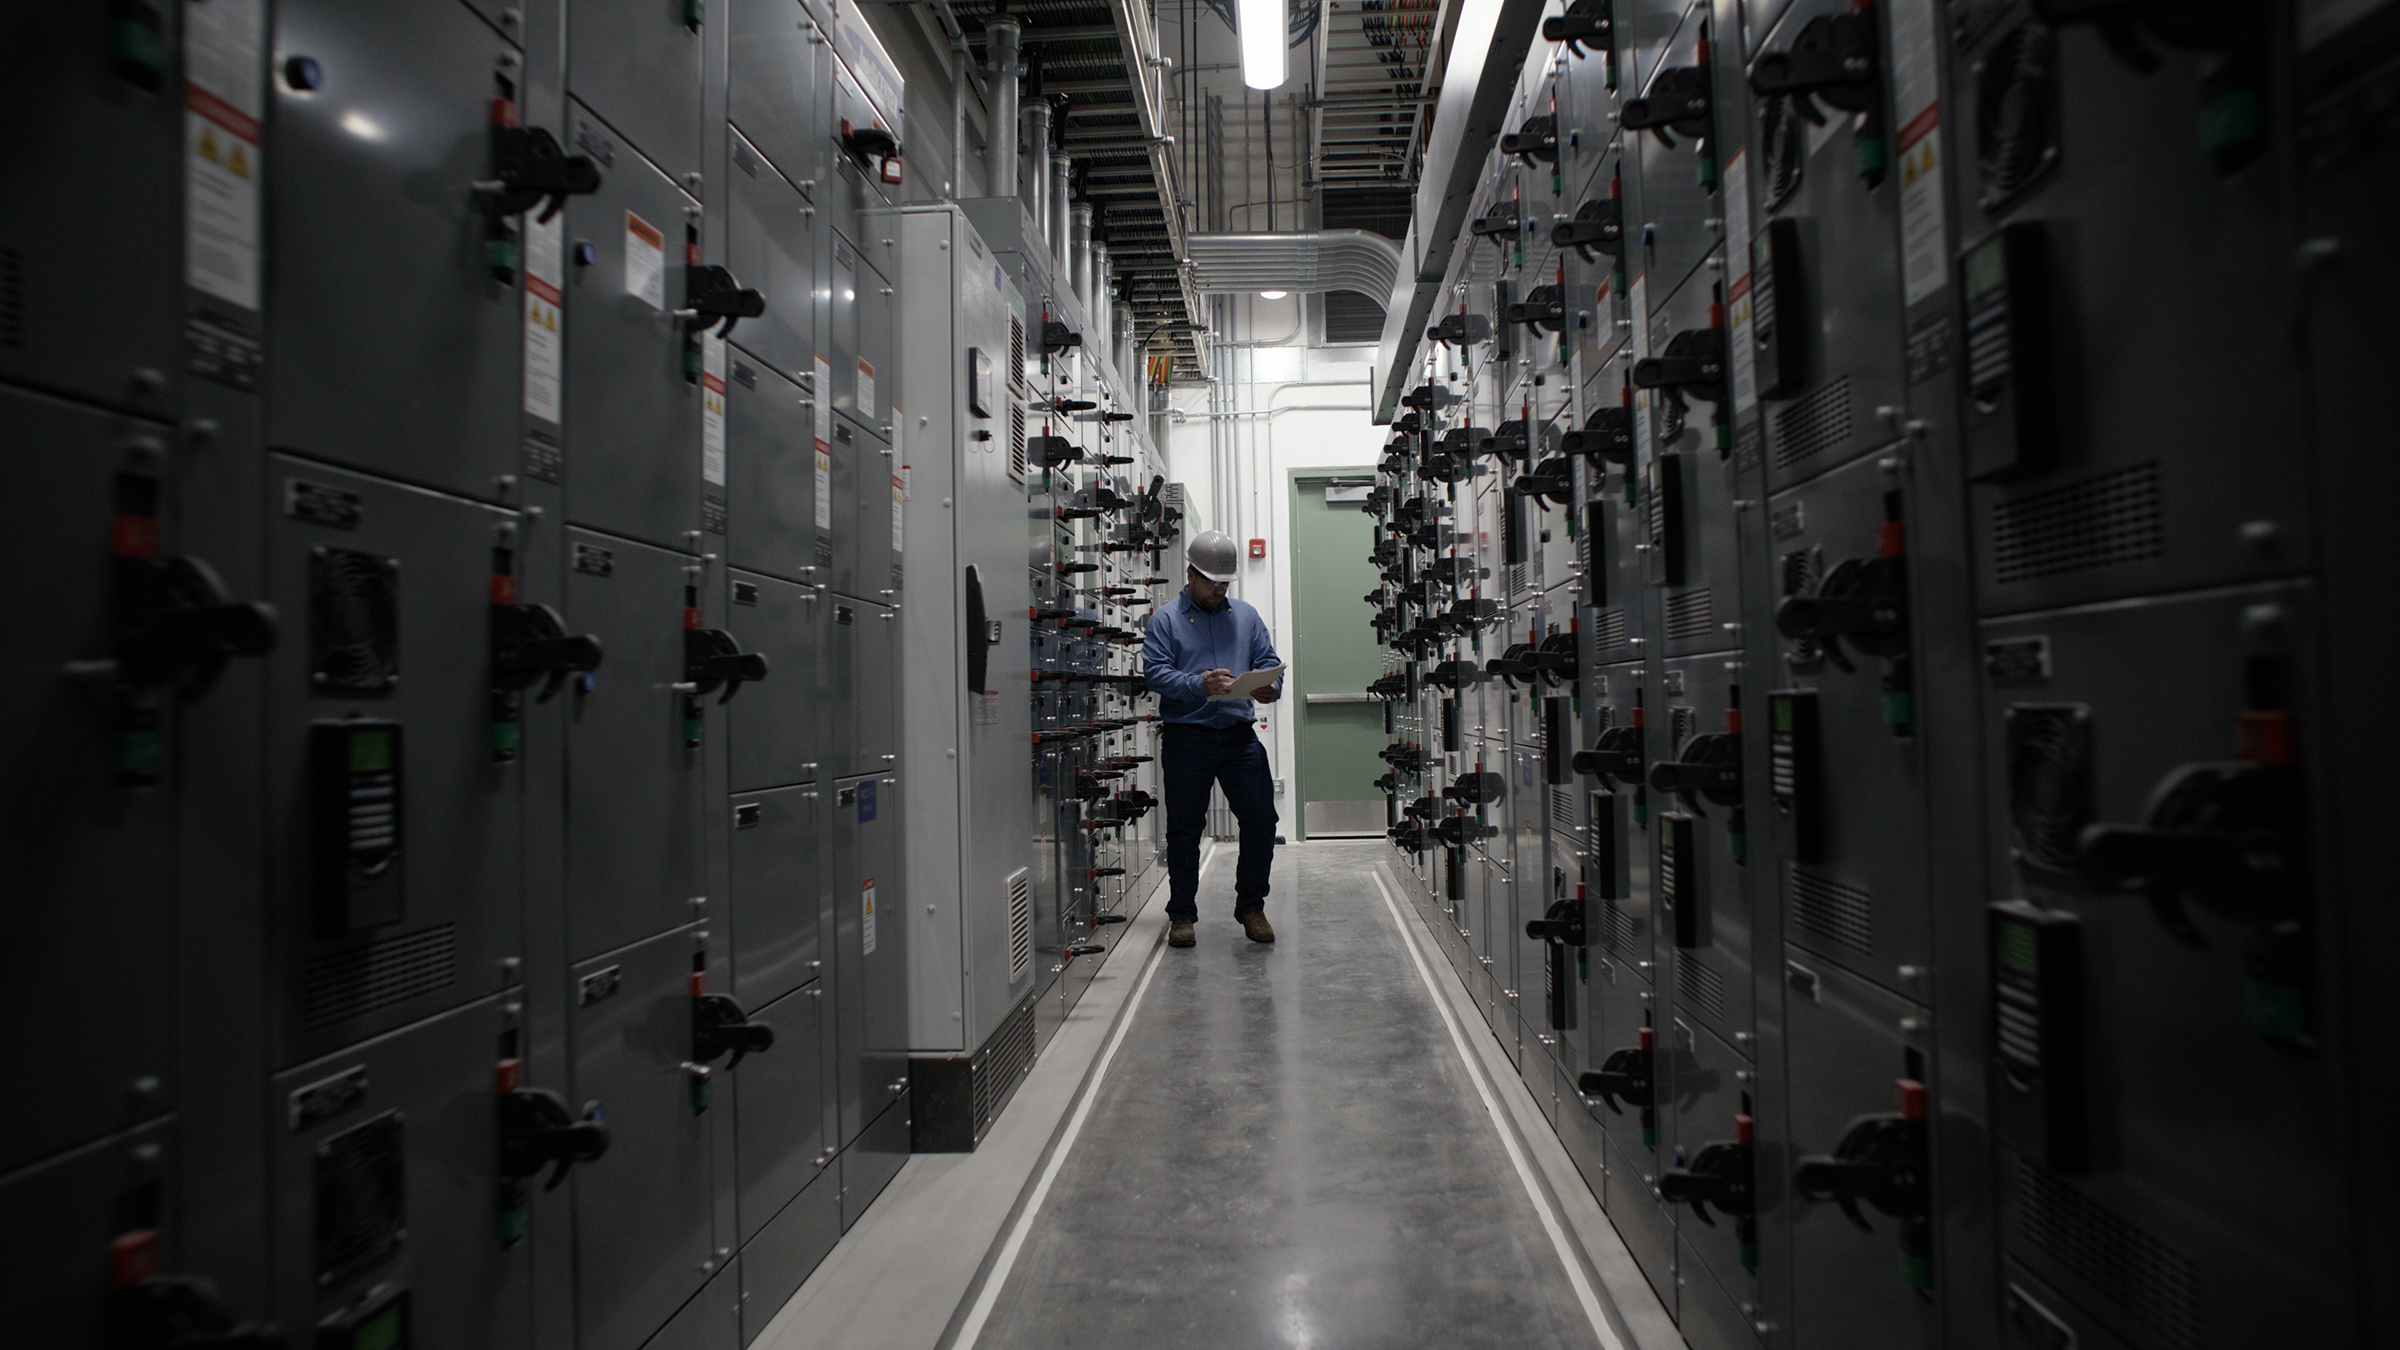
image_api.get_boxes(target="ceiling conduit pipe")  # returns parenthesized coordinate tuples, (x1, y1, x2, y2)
(1022, 101, 1052, 239)
(984, 19, 1021, 200)
(1069, 203, 1095, 319)
(1049, 156, 1073, 278)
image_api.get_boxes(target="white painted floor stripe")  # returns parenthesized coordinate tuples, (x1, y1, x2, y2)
(1369, 865, 1627, 1350)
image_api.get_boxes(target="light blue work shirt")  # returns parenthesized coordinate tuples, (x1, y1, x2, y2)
(1143, 591, 1284, 727)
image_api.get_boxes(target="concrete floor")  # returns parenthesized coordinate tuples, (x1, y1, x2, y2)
(757, 841, 1676, 1350)
(964, 841, 1604, 1349)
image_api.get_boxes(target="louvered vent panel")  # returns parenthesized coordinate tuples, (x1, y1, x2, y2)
(1676, 950, 1728, 1023)
(2015, 1157, 2203, 1350)
(1009, 404, 1027, 480)
(1550, 787, 1578, 833)
(1508, 563, 1528, 595)
(1990, 462, 2164, 586)
(304, 924, 458, 1031)
(1601, 896, 1640, 955)
(1006, 869, 1033, 980)
(1665, 588, 1716, 642)
(1592, 608, 1627, 653)
(1789, 865, 1874, 957)
(1010, 316, 1026, 388)
(972, 996, 1039, 1138)
(1772, 376, 1853, 469)
(0, 246, 24, 348)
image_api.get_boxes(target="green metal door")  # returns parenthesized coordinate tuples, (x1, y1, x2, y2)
(1291, 473, 1386, 839)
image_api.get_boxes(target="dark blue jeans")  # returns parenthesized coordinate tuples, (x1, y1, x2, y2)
(1161, 722, 1278, 921)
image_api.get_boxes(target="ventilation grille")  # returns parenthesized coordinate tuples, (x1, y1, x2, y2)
(1009, 404, 1027, 480)
(0, 246, 23, 348)
(1990, 462, 2164, 586)
(1676, 951, 1728, 1023)
(1592, 607, 1627, 653)
(303, 924, 458, 1031)
(1600, 895, 1640, 956)
(972, 995, 1039, 1138)
(1009, 316, 1026, 388)
(1006, 868, 1033, 981)
(1665, 588, 1716, 642)
(1773, 376, 1853, 469)
(314, 1112, 406, 1283)
(1789, 866, 1874, 957)
(2015, 1157, 2202, 1350)
(1508, 563, 1528, 595)
(1551, 787, 1578, 833)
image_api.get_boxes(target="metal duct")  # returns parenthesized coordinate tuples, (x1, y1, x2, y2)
(1021, 102, 1052, 239)
(1185, 231, 1405, 300)
(984, 20, 1021, 200)
(1069, 204, 1094, 318)
(1049, 157, 1072, 275)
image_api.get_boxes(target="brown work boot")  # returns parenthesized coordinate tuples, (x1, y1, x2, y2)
(1239, 912, 1276, 944)
(1169, 920, 1196, 948)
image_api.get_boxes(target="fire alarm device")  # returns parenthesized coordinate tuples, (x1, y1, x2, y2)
(1248, 538, 1266, 559)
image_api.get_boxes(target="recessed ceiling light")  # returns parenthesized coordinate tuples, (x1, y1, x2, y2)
(1259, 290, 1289, 300)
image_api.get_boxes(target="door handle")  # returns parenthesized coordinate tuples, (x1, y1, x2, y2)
(1304, 692, 1376, 704)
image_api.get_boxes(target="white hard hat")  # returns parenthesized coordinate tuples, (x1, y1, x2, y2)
(1186, 530, 1239, 584)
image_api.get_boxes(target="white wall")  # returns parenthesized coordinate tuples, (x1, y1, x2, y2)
(1161, 293, 1385, 811)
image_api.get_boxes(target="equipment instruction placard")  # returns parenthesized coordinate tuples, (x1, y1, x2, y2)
(625, 211, 665, 310)
(184, 0, 265, 387)
(523, 212, 564, 424)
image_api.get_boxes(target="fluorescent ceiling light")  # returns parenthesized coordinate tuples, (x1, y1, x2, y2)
(1258, 290, 1289, 300)
(1239, 0, 1287, 90)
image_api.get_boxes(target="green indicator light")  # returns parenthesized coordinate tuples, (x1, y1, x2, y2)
(1998, 920, 2039, 977)
(1642, 1122, 1656, 1148)
(1728, 829, 1747, 865)
(114, 729, 164, 781)
(1966, 238, 2007, 299)
(350, 729, 394, 773)
(690, 1077, 713, 1113)
(684, 0, 705, 22)
(684, 716, 703, 746)
(1740, 1240, 1758, 1271)
(492, 720, 523, 755)
(1883, 690, 1913, 729)
(2200, 89, 2262, 158)
(357, 1306, 404, 1350)
(683, 346, 703, 377)
(1855, 137, 1888, 180)
(111, 20, 166, 76)
(497, 1203, 529, 1246)
(1699, 155, 1718, 189)
(2244, 979, 2309, 1042)
(486, 239, 521, 275)
(1774, 698, 1793, 733)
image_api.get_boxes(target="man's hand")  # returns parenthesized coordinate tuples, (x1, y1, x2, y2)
(1253, 682, 1281, 704)
(1203, 668, 1236, 697)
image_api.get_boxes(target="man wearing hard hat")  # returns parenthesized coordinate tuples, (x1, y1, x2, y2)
(1140, 529, 1286, 949)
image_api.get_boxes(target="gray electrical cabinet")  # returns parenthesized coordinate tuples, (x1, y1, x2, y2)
(725, 128, 822, 386)
(724, 352, 829, 583)
(562, 530, 710, 961)
(726, 0, 828, 190)
(0, 387, 184, 1176)
(266, 0, 525, 505)
(266, 992, 533, 1349)
(0, 1118, 179, 1343)
(569, 924, 717, 1350)
(263, 457, 528, 1064)
(566, 0, 705, 188)
(562, 110, 703, 550)
(829, 773, 906, 1147)
(892, 206, 1037, 1144)
(726, 569, 823, 793)
(0, 1, 186, 416)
